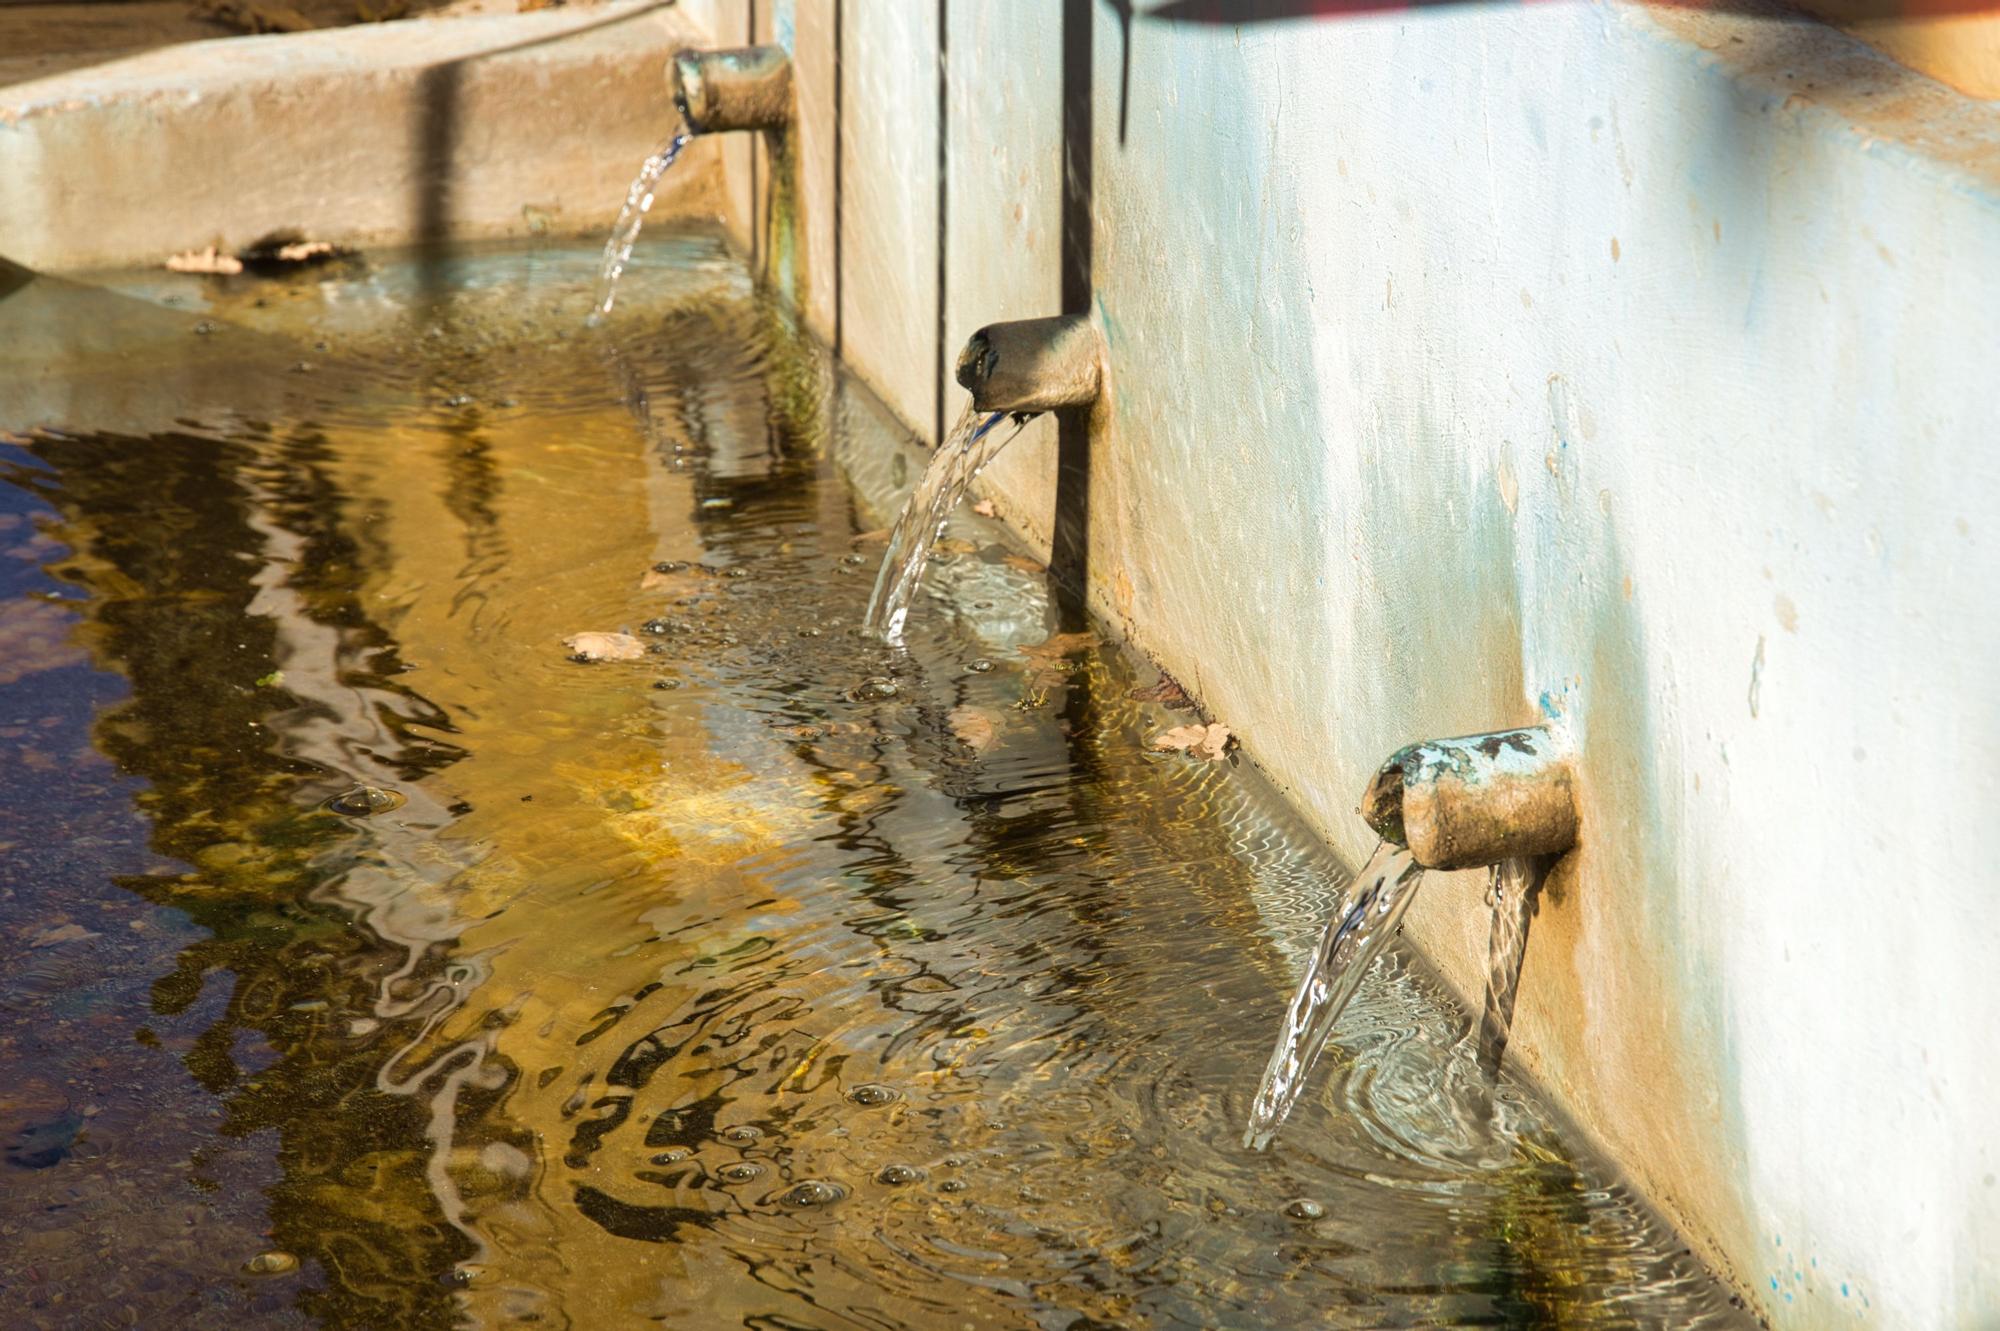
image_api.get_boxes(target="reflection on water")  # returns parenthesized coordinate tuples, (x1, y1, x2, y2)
(0, 233, 1751, 1330)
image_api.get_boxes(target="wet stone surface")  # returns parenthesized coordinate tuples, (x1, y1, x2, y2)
(0, 233, 1753, 1331)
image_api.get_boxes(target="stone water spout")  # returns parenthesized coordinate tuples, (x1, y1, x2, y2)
(670, 46, 794, 135)
(954, 314, 1105, 414)
(1360, 725, 1578, 870)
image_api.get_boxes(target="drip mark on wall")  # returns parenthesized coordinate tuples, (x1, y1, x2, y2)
(1748, 635, 1765, 718)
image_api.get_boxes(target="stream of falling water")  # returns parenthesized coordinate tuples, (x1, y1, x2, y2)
(1245, 840, 1427, 1150)
(863, 403, 1024, 641)
(587, 126, 692, 325)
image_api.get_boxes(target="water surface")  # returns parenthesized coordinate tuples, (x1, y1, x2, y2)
(0, 233, 1750, 1330)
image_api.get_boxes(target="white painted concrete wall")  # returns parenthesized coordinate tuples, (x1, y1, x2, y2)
(693, 2, 2000, 1325)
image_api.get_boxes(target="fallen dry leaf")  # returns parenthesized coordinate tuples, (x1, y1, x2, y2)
(1153, 721, 1232, 761)
(972, 498, 997, 518)
(850, 529, 891, 546)
(948, 705, 1002, 754)
(29, 923, 98, 948)
(166, 246, 243, 275)
(563, 631, 646, 662)
(275, 240, 337, 263)
(1016, 630, 1098, 704)
(1000, 554, 1045, 576)
(239, 230, 345, 270)
(1128, 672, 1194, 710)
(1017, 631, 1097, 668)
(934, 538, 978, 557)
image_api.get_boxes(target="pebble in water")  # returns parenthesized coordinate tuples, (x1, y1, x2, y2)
(653, 561, 689, 574)
(243, 1251, 299, 1276)
(875, 1164, 925, 1186)
(325, 786, 406, 817)
(967, 659, 995, 674)
(1284, 1199, 1327, 1222)
(845, 1083, 900, 1107)
(778, 1180, 847, 1208)
(652, 679, 682, 691)
(849, 678, 899, 703)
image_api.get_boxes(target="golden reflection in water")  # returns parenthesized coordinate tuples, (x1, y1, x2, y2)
(0, 236, 1752, 1331)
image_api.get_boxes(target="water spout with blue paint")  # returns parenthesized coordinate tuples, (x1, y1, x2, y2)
(1246, 725, 1579, 1149)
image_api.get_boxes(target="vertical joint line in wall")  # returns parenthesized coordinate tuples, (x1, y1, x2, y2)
(934, 0, 949, 448)
(833, 0, 845, 355)
(748, 0, 760, 274)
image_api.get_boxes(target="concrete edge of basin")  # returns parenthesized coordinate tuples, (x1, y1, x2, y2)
(0, 1, 728, 273)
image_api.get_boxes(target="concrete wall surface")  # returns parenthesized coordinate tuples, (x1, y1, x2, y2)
(688, 1, 2000, 1325)
(0, 2, 719, 271)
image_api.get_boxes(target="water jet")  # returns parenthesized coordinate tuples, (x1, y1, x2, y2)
(860, 316, 1106, 641)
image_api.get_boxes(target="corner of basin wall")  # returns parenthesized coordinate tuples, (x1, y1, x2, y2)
(0, 3, 727, 272)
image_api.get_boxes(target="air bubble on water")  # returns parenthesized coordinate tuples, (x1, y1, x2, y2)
(717, 1162, 765, 1182)
(849, 678, 899, 702)
(650, 1149, 690, 1165)
(778, 1180, 847, 1208)
(875, 1164, 924, 1186)
(243, 1251, 299, 1275)
(720, 1125, 763, 1144)
(1283, 1198, 1326, 1221)
(845, 1083, 900, 1107)
(325, 786, 406, 817)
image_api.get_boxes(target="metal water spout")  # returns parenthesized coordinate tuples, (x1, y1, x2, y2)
(955, 314, 1106, 414)
(1360, 726, 1578, 870)
(670, 46, 793, 134)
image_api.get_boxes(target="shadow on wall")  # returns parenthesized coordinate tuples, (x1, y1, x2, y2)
(1108, 0, 2000, 146)
(402, 2, 681, 311)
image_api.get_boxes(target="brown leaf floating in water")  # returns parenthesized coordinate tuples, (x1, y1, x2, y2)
(1015, 630, 1098, 705)
(1152, 721, 1232, 761)
(947, 705, 1002, 754)
(563, 632, 646, 662)
(1128, 672, 1194, 710)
